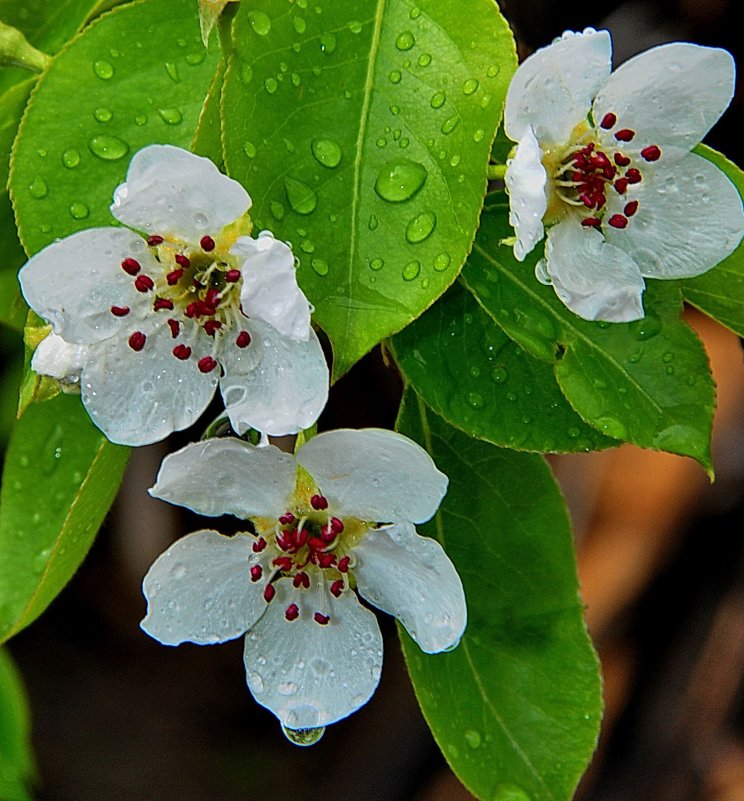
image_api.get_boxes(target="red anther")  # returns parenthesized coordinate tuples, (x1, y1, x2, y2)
(293, 572, 310, 589)
(330, 580, 344, 598)
(614, 178, 629, 195)
(308, 536, 326, 552)
(591, 151, 611, 169)
(285, 604, 300, 621)
(198, 356, 218, 373)
(337, 555, 350, 573)
(198, 300, 217, 317)
(641, 145, 661, 162)
(200, 235, 216, 252)
(276, 531, 293, 551)
(174, 254, 191, 268)
(279, 512, 296, 525)
(614, 152, 631, 167)
(318, 553, 337, 569)
(615, 128, 635, 142)
(166, 269, 184, 286)
(185, 302, 199, 318)
(225, 269, 241, 283)
(147, 235, 164, 246)
(571, 171, 582, 182)
(580, 193, 595, 209)
(250, 565, 263, 582)
(134, 274, 154, 293)
(320, 525, 336, 543)
(205, 288, 221, 308)
(272, 556, 293, 572)
(264, 584, 276, 603)
(167, 319, 180, 338)
(314, 612, 330, 625)
(310, 494, 328, 510)
(110, 305, 130, 317)
(236, 330, 252, 348)
(581, 217, 601, 228)
(608, 214, 628, 229)
(252, 537, 267, 553)
(128, 331, 146, 351)
(153, 298, 174, 311)
(203, 320, 222, 336)
(172, 344, 192, 360)
(625, 168, 642, 184)
(293, 527, 308, 548)
(330, 517, 345, 534)
(121, 257, 141, 275)
(624, 200, 639, 217)
(600, 112, 617, 129)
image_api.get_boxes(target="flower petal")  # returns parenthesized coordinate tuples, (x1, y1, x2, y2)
(605, 153, 744, 279)
(505, 125, 548, 260)
(80, 326, 217, 446)
(111, 145, 251, 243)
(243, 576, 383, 729)
(504, 29, 612, 145)
(141, 530, 268, 645)
(354, 522, 466, 654)
(18, 228, 154, 344)
(150, 438, 295, 519)
(594, 44, 735, 163)
(232, 232, 311, 341)
(545, 220, 646, 322)
(296, 429, 447, 524)
(220, 319, 329, 437)
(32, 333, 89, 385)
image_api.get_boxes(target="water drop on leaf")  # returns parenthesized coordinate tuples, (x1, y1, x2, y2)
(94, 107, 113, 122)
(374, 159, 427, 202)
(69, 202, 89, 219)
(433, 252, 451, 271)
(88, 134, 129, 160)
(430, 91, 445, 108)
(395, 31, 415, 50)
(402, 260, 420, 281)
(311, 138, 341, 168)
(247, 10, 271, 35)
(29, 178, 48, 199)
(62, 149, 80, 168)
(462, 78, 479, 95)
(405, 211, 436, 243)
(310, 258, 328, 276)
(165, 62, 180, 82)
(284, 177, 317, 215)
(93, 60, 114, 79)
(158, 108, 183, 125)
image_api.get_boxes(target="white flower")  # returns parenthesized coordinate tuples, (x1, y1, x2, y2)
(31, 332, 89, 390)
(19, 145, 329, 446)
(141, 429, 466, 733)
(503, 29, 744, 322)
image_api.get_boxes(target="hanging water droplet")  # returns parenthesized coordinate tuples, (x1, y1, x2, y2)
(88, 134, 129, 161)
(433, 252, 451, 271)
(94, 107, 113, 122)
(311, 138, 342, 168)
(462, 78, 479, 95)
(395, 31, 415, 50)
(247, 10, 272, 35)
(29, 178, 48, 199)
(374, 158, 427, 202)
(388, 70, 402, 84)
(402, 259, 420, 281)
(320, 31, 336, 53)
(368, 214, 379, 230)
(282, 725, 325, 747)
(165, 61, 180, 82)
(293, 15, 306, 33)
(158, 108, 183, 125)
(243, 141, 257, 158)
(369, 257, 384, 271)
(61, 149, 80, 168)
(418, 52, 431, 67)
(441, 115, 460, 134)
(430, 91, 445, 108)
(405, 211, 436, 243)
(93, 60, 114, 79)
(311, 258, 329, 276)
(69, 201, 89, 219)
(284, 177, 317, 215)
(265, 77, 278, 94)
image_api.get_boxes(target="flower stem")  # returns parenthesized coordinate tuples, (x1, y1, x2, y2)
(0, 20, 51, 73)
(486, 163, 507, 180)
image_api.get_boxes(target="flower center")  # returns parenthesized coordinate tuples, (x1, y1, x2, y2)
(114, 232, 252, 372)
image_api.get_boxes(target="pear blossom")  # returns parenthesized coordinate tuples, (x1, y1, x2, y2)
(19, 145, 328, 446)
(503, 29, 744, 322)
(141, 429, 466, 734)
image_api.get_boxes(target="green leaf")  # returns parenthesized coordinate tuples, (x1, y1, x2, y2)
(0, 648, 34, 801)
(191, 57, 226, 166)
(10, 0, 220, 256)
(0, 393, 129, 644)
(221, 0, 516, 378)
(682, 145, 744, 336)
(392, 280, 616, 452)
(463, 201, 716, 470)
(396, 392, 602, 801)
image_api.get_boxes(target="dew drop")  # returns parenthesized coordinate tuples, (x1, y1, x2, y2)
(320, 31, 336, 53)
(94, 106, 113, 122)
(247, 9, 272, 35)
(311, 138, 341, 168)
(388, 69, 402, 84)
(369, 257, 384, 271)
(630, 313, 661, 341)
(395, 31, 415, 50)
(487, 65, 500, 77)
(402, 259, 420, 281)
(374, 158, 427, 202)
(309, 257, 329, 276)
(291, 72, 301, 86)
(93, 60, 114, 79)
(492, 366, 508, 384)
(462, 78, 479, 95)
(270, 200, 285, 220)
(265, 77, 278, 94)
(158, 108, 183, 125)
(134, 114, 147, 126)
(441, 115, 460, 134)
(368, 214, 379, 230)
(347, 19, 362, 33)
(69, 201, 89, 219)
(241, 63, 253, 83)
(186, 50, 206, 65)
(473, 128, 485, 142)
(464, 729, 482, 748)
(243, 141, 257, 158)
(88, 134, 129, 161)
(282, 725, 325, 747)
(430, 91, 446, 108)
(410, 6, 421, 18)
(418, 52, 431, 67)
(29, 178, 48, 199)
(284, 177, 317, 214)
(405, 211, 436, 243)
(165, 61, 180, 82)
(433, 252, 451, 271)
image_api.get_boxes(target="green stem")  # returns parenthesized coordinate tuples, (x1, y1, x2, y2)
(486, 163, 507, 180)
(0, 20, 51, 73)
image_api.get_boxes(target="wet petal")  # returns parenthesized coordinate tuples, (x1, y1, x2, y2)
(232, 232, 311, 341)
(546, 220, 646, 322)
(220, 319, 329, 437)
(594, 44, 735, 163)
(150, 437, 295, 518)
(80, 324, 217, 445)
(243, 577, 383, 729)
(32, 333, 89, 385)
(111, 145, 251, 243)
(605, 153, 744, 279)
(505, 29, 611, 145)
(296, 429, 447, 524)
(354, 522, 466, 654)
(141, 530, 268, 645)
(505, 125, 547, 260)
(18, 228, 154, 345)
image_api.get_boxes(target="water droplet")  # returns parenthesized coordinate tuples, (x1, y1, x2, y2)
(487, 65, 500, 77)
(418, 52, 431, 67)
(270, 200, 285, 220)
(462, 78, 479, 95)
(311, 138, 341, 168)
(374, 158, 427, 202)
(61, 149, 81, 169)
(293, 15, 306, 34)
(395, 31, 415, 50)
(186, 50, 206, 65)
(410, 6, 421, 18)
(595, 416, 627, 440)
(158, 108, 183, 125)
(134, 114, 147, 126)
(284, 177, 317, 215)
(265, 77, 278, 94)
(466, 392, 484, 409)
(430, 91, 446, 108)
(376, 137, 387, 148)
(241, 63, 253, 83)
(29, 178, 48, 199)
(433, 252, 451, 271)
(405, 211, 436, 243)
(492, 366, 508, 384)
(388, 69, 402, 84)
(630, 313, 661, 341)
(93, 60, 114, 79)
(88, 134, 129, 161)
(243, 141, 257, 158)
(282, 725, 325, 747)
(320, 31, 336, 53)
(369, 257, 384, 271)
(247, 10, 272, 35)
(283, 137, 296, 154)
(69, 201, 89, 219)
(165, 61, 180, 82)
(310, 258, 329, 276)
(300, 239, 315, 253)
(94, 106, 112, 122)
(402, 259, 420, 281)
(473, 128, 485, 142)
(464, 729, 482, 748)
(37, 148, 47, 157)
(368, 215, 379, 230)
(662, 351, 674, 363)
(441, 115, 460, 134)
(450, 154, 461, 167)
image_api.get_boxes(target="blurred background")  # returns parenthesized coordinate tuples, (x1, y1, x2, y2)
(2, 0, 744, 799)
